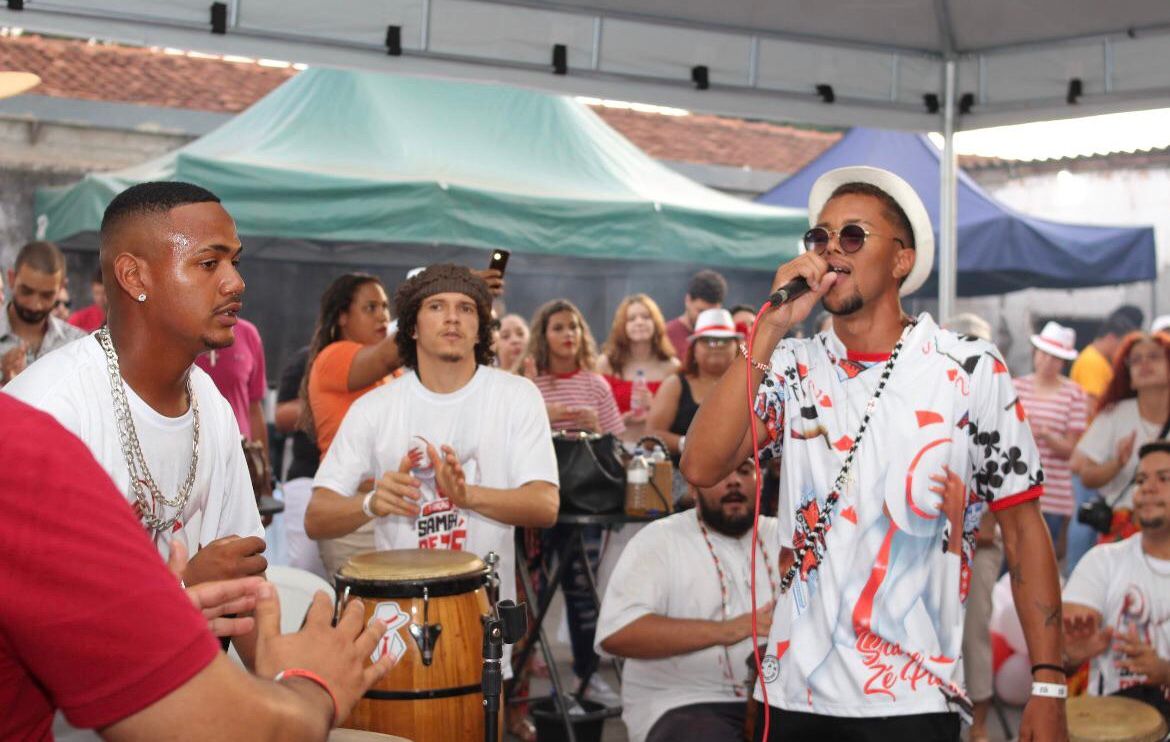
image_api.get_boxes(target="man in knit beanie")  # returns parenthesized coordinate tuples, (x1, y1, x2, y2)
(393, 264, 495, 372)
(309, 262, 559, 716)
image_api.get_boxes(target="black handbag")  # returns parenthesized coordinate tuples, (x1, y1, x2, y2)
(552, 430, 626, 514)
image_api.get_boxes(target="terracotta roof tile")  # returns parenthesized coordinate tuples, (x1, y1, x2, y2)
(0, 33, 294, 113)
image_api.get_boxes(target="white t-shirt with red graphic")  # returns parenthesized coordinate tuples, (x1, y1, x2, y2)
(1063, 535, 1170, 699)
(751, 314, 1044, 718)
(314, 366, 559, 612)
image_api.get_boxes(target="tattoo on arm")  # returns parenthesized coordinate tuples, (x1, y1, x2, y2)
(1035, 600, 1062, 628)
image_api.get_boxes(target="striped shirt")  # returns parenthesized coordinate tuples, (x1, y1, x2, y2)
(532, 371, 625, 436)
(1013, 374, 1088, 515)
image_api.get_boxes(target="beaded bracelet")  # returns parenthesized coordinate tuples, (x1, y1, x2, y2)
(738, 342, 771, 373)
(275, 668, 339, 726)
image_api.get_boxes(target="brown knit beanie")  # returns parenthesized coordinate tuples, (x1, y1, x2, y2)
(394, 263, 492, 320)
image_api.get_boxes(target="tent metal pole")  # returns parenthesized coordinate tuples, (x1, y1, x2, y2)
(938, 58, 958, 321)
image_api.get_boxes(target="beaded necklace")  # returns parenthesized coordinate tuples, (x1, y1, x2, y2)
(779, 318, 916, 593)
(697, 508, 777, 697)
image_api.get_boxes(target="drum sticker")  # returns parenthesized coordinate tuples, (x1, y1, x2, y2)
(370, 602, 411, 664)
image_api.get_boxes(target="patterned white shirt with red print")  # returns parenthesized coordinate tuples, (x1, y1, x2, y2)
(752, 314, 1044, 717)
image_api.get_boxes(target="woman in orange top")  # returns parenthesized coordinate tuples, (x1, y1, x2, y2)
(301, 273, 401, 573)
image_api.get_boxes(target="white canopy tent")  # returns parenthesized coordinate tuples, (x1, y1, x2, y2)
(5, 0, 1169, 314)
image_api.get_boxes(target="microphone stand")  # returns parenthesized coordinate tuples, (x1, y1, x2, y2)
(483, 599, 527, 742)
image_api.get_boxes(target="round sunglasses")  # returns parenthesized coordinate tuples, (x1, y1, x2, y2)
(803, 224, 906, 254)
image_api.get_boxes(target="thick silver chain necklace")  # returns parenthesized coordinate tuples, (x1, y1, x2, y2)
(96, 327, 200, 536)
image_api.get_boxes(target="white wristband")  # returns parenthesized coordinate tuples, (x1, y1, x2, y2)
(361, 491, 377, 519)
(1031, 682, 1067, 699)
(678, 435, 686, 453)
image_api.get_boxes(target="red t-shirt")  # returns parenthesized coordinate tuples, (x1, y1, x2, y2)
(67, 304, 105, 333)
(603, 374, 664, 414)
(0, 395, 219, 740)
(194, 317, 268, 439)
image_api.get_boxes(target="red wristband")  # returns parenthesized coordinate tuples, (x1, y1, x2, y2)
(274, 668, 339, 726)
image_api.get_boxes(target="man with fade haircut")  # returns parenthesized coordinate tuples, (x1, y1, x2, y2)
(307, 263, 559, 669)
(683, 167, 1065, 741)
(5, 181, 267, 661)
(665, 269, 728, 360)
(0, 240, 85, 385)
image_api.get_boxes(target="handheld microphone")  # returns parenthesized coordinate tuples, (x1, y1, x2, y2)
(767, 276, 811, 307)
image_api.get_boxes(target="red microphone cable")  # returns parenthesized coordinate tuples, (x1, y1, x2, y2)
(746, 300, 774, 742)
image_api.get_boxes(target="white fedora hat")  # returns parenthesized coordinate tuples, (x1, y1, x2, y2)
(0, 72, 41, 100)
(687, 308, 743, 342)
(807, 166, 934, 297)
(1030, 321, 1077, 361)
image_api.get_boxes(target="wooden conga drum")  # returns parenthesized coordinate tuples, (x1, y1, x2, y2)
(1067, 695, 1169, 742)
(335, 550, 490, 742)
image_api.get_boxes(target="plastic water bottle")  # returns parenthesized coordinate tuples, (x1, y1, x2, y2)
(625, 451, 652, 517)
(630, 369, 648, 416)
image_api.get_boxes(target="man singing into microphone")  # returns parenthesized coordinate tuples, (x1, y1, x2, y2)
(682, 167, 1066, 741)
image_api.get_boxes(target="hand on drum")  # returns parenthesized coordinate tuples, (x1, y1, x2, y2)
(255, 588, 394, 727)
(721, 601, 775, 646)
(182, 534, 268, 586)
(1115, 628, 1170, 685)
(167, 539, 264, 637)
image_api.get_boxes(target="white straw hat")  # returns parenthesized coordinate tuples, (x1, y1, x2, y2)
(1030, 321, 1077, 361)
(687, 308, 743, 342)
(807, 166, 934, 297)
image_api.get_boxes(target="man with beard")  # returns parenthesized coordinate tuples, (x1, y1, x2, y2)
(0, 241, 85, 385)
(683, 167, 1064, 741)
(5, 183, 266, 661)
(1063, 441, 1170, 723)
(594, 459, 779, 742)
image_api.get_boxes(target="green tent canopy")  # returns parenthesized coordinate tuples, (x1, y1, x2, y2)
(36, 67, 806, 270)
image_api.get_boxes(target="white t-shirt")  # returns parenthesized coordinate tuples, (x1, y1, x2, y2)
(594, 511, 780, 742)
(753, 314, 1043, 717)
(1064, 535, 1170, 699)
(1076, 399, 1165, 509)
(314, 366, 558, 608)
(3, 335, 263, 559)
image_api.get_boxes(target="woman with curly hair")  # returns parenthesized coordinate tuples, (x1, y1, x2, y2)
(299, 272, 401, 574)
(1073, 332, 1170, 542)
(597, 294, 679, 442)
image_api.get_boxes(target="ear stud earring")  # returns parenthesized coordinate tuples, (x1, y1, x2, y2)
(137, 294, 146, 302)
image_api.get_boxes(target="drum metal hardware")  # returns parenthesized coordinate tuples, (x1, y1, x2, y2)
(485, 551, 500, 606)
(409, 585, 442, 666)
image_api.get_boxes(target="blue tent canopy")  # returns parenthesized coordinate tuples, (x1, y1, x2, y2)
(757, 128, 1157, 297)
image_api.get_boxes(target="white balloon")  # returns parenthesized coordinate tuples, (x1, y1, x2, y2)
(994, 652, 1033, 706)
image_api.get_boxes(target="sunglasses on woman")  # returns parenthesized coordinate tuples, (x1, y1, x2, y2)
(803, 224, 906, 254)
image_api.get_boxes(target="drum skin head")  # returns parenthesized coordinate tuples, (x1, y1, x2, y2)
(339, 549, 486, 581)
(1067, 695, 1168, 742)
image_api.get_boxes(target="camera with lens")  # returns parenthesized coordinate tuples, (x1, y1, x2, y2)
(1076, 498, 1114, 534)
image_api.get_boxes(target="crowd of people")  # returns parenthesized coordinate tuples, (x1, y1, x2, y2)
(1, 167, 1167, 742)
